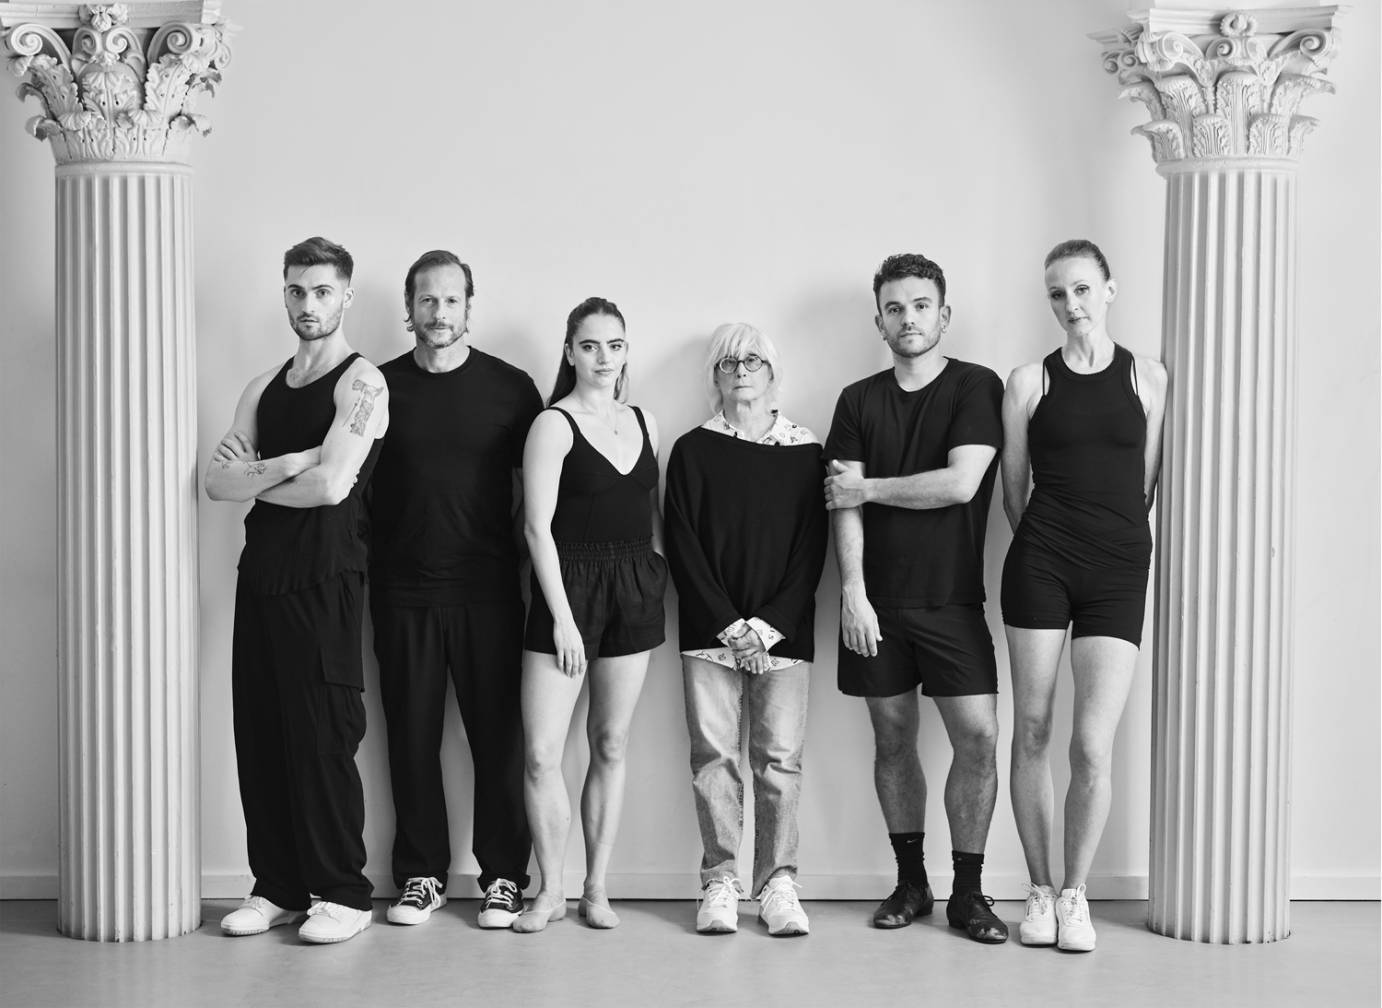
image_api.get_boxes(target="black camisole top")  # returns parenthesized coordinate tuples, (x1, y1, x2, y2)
(548, 405, 658, 544)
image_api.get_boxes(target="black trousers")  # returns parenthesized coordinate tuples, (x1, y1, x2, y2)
(231, 572, 372, 912)
(370, 595, 532, 891)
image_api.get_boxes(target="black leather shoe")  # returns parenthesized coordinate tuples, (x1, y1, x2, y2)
(872, 881, 934, 928)
(946, 890, 1009, 944)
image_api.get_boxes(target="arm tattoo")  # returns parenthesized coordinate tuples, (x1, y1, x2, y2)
(346, 380, 383, 436)
(246, 462, 267, 477)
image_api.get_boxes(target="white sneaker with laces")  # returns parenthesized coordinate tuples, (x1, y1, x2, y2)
(696, 876, 742, 934)
(1056, 884, 1096, 952)
(1019, 882, 1057, 946)
(387, 876, 446, 926)
(220, 895, 301, 936)
(757, 875, 809, 937)
(299, 901, 373, 944)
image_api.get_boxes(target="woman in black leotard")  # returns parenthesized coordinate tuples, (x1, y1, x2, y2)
(999, 240, 1167, 953)
(513, 297, 666, 933)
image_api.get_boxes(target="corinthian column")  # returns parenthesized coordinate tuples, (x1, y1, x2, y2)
(1092, 5, 1340, 943)
(1, 1, 230, 941)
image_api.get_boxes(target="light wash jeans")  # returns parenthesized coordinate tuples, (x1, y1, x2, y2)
(682, 655, 810, 898)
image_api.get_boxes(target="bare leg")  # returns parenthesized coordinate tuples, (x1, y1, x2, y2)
(579, 650, 652, 925)
(1063, 635, 1138, 890)
(864, 692, 925, 831)
(932, 693, 999, 853)
(515, 649, 584, 930)
(1006, 626, 1067, 888)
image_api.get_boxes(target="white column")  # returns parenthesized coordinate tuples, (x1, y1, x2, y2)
(1093, 5, 1340, 943)
(1, 2, 230, 941)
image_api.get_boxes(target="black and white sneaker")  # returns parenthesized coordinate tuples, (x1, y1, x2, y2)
(387, 876, 446, 925)
(478, 878, 524, 929)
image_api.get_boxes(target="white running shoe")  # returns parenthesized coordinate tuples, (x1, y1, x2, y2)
(696, 876, 742, 934)
(1056, 884, 1096, 952)
(220, 895, 301, 936)
(1019, 882, 1057, 946)
(387, 876, 446, 926)
(299, 901, 373, 944)
(757, 876, 809, 937)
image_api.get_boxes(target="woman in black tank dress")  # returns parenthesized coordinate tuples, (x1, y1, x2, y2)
(514, 297, 666, 933)
(999, 240, 1167, 952)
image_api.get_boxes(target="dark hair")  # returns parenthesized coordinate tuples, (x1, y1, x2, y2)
(548, 296, 627, 405)
(873, 253, 946, 308)
(1044, 239, 1111, 280)
(282, 236, 354, 284)
(403, 250, 474, 331)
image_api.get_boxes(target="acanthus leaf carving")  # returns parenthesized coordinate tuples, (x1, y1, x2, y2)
(1097, 11, 1338, 167)
(2, 4, 230, 164)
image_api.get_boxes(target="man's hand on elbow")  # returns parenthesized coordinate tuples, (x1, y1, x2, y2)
(824, 460, 870, 511)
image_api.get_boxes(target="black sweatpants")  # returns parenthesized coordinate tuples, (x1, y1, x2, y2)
(231, 572, 372, 912)
(370, 595, 532, 891)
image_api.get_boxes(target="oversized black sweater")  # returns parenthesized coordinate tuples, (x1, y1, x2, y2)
(664, 427, 828, 660)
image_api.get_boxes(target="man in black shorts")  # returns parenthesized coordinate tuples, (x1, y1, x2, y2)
(205, 236, 388, 944)
(823, 252, 1008, 944)
(369, 251, 542, 928)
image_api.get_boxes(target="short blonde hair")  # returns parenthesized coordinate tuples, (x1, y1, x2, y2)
(705, 322, 782, 414)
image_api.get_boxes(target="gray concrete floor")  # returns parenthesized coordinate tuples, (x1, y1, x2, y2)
(1, 899, 1377, 1008)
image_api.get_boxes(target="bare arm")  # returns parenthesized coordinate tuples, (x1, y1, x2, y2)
(523, 410, 585, 677)
(824, 445, 997, 511)
(256, 361, 389, 509)
(1000, 363, 1042, 531)
(644, 409, 665, 554)
(829, 460, 882, 658)
(204, 369, 317, 502)
(1137, 356, 1169, 510)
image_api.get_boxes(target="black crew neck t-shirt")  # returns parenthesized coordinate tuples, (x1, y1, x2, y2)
(369, 347, 542, 605)
(824, 359, 1003, 608)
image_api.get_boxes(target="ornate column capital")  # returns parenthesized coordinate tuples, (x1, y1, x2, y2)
(1, 2, 231, 164)
(1091, 5, 1341, 172)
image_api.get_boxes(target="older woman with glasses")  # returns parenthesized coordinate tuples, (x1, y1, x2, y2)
(664, 322, 828, 937)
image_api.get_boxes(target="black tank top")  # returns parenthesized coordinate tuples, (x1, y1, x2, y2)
(238, 352, 381, 594)
(548, 406, 658, 543)
(1019, 344, 1151, 567)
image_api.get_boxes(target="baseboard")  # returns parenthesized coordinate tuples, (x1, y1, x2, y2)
(5, 872, 1378, 901)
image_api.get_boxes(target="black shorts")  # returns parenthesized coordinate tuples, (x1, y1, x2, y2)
(837, 602, 998, 698)
(524, 538, 667, 660)
(1000, 537, 1149, 646)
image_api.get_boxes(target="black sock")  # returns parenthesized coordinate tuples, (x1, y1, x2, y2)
(952, 850, 984, 895)
(889, 832, 928, 889)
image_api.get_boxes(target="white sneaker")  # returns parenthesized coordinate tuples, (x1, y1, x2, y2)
(696, 876, 742, 934)
(757, 876, 809, 937)
(299, 901, 373, 944)
(1019, 882, 1057, 946)
(387, 876, 446, 926)
(220, 895, 301, 936)
(1056, 884, 1096, 952)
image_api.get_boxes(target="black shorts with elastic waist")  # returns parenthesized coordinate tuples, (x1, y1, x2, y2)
(837, 602, 998, 698)
(525, 538, 667, 660)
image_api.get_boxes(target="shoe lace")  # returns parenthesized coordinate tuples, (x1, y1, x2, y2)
(1023, 882, 1053, 917)
(759, 877, 802, 916)
(243, 895, 274, 914)
(1060, 886, 1089, 925)
(702, 877, 741, 911)
(398, 877, 442, 909)
(307, 900, 349, 920)
(484, 878, 520, 910)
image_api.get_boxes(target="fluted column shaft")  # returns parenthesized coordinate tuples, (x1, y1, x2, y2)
(56, 162, 200, 941)
(1094, 6, 1339, 944)
(2, 1, 230, 941)
(1150, 164, 1295, 942)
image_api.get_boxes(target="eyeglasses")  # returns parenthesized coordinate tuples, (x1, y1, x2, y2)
(716, 354, 768, 374)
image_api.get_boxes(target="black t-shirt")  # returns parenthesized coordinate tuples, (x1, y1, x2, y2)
(824, 358, 1003, 608)
(369, 347, 542, 605)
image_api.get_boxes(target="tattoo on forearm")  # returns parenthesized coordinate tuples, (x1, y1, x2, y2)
(347, 380, 383, 436)
(245, 462, 267, 476)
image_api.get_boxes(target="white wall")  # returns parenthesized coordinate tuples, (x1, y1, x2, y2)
(1, 0, 1376, 900)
